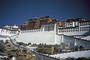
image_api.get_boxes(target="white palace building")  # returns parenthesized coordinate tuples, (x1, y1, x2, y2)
(0, 17, 90, 49)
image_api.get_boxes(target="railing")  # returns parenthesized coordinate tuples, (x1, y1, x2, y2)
(31, 50, 58, 60)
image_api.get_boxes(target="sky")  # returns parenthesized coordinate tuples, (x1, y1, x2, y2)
(0, 0, 90, 26)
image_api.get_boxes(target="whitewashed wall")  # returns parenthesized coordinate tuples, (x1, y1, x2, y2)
(16, 29, 90, 49)
(16, 31, 56, 45)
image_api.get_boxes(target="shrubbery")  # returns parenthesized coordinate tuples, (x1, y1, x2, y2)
(0, 40, 6, 52)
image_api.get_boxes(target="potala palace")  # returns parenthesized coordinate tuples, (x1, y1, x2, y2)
(0, 16, 90, 49)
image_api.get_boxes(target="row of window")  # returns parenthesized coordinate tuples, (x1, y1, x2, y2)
(58, 27, 90, 32)
(80, 22, 90, 26)
(22, 29, 43, 33)
(80, 27, 90, 31)
(59, 29, 79, 32)
(65, 22, 90, 27)
(44, 25, 54, 31)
